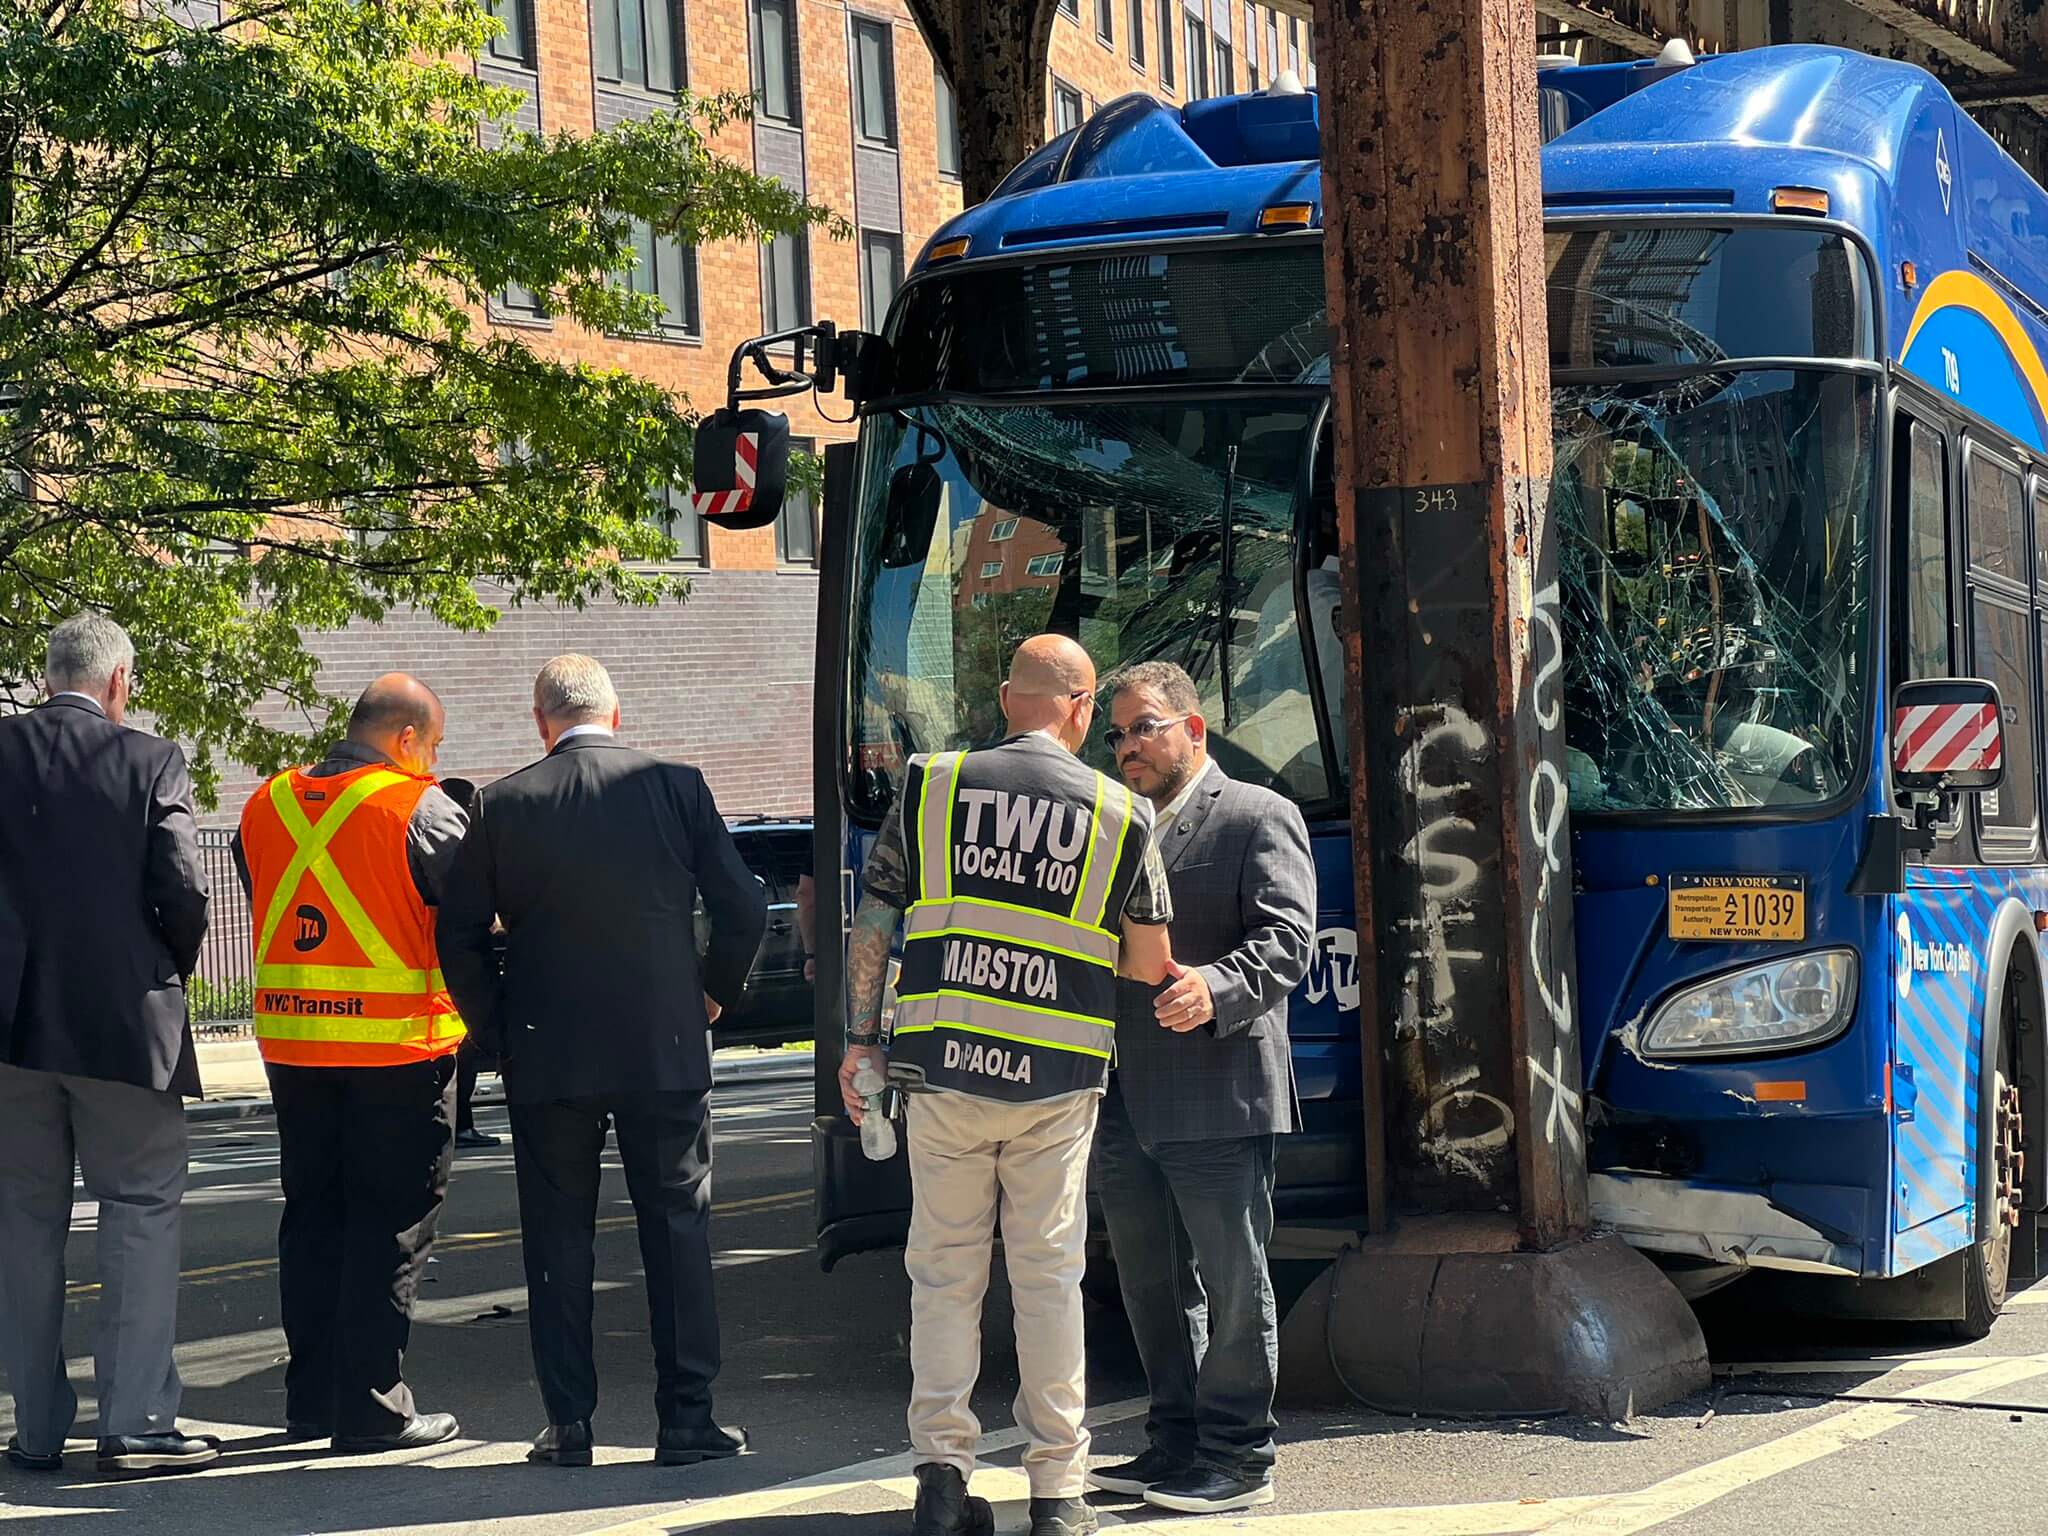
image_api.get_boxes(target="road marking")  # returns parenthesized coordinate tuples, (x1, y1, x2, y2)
(2005, 1287, 2048, 1305)
(576, 1397, 1152, 1535)
(64, 1189, 809, 1298)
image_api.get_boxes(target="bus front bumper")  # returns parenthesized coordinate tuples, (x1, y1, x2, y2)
(1590, 1172, 1867, 1276)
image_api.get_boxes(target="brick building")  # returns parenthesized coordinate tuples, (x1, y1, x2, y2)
(225, 0, 1316, 820)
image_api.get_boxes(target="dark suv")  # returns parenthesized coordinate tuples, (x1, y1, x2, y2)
(713, 817, 814, 1047)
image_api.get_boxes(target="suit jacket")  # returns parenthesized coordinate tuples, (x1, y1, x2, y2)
(0, 696, 211, 1095)
(1113, 762, 1314, 1143)
(435, 735, 768, 1103)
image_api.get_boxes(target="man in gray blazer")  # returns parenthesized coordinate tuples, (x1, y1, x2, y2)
(1087, 661, 1314, 1517)
(0, 614, 217, 1477)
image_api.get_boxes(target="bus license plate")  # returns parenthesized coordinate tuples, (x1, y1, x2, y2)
(1667, 874, 1806, 943)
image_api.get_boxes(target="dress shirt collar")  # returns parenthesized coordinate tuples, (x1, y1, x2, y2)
(554, 722, 616, 747)
(1158, 756, 1216, 823)
(48, 691, 106, 716)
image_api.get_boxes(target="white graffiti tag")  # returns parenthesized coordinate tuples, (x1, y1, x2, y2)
(1524, 579, 1583, 1153)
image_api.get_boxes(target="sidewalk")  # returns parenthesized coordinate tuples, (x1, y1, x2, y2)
(190, 1035, 814, 1121)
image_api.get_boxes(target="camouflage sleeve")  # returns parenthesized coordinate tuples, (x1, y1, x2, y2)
(860, 798, 913, 910)
(1121, 816, 1174, 926)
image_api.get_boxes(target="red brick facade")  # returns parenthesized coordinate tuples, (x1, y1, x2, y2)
(239, 0, 1315, 824)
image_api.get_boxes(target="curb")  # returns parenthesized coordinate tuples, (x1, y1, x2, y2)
(188, 1051, 815, 1123)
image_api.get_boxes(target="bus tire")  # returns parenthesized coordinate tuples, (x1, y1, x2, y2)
(1952, 1058, 2021, 1340)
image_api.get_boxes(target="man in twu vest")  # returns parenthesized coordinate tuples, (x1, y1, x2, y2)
(840, 635, 1174, 1536)
(235, 674, 468, 1453)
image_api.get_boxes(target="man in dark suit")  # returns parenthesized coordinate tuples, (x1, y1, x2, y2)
(0, 613, 217, 1477)
(1087, 661, 1315, 1517)
(437, 653, 767, 1469)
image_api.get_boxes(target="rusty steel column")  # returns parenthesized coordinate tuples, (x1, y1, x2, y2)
(907, 0, 1056, 206)
(1273, 0, 1709, 1417)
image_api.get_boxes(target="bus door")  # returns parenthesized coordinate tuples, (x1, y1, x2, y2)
(1889, 408, 1978, 1271)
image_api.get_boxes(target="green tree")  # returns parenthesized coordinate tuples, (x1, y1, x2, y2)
(0, 0, 842, 800)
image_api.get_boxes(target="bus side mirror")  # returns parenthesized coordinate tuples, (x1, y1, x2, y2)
(879, 460, 943, 568)
(1892, 678, 2005, 795)
(692, 408, 789, 531)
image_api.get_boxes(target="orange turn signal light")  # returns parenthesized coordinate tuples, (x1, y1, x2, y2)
(1258, 203, 1315, 230)
(1754, 1081, 1807, 1103)
(1902, 260, 1919, 290)
(1771, 186, 1830, 216)
(927, 236, 972, 263)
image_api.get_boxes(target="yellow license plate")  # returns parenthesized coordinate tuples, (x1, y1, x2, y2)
(1667, 874, 1807, 943)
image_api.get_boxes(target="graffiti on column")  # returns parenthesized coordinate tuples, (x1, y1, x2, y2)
(1523, 579, 1583, 1154)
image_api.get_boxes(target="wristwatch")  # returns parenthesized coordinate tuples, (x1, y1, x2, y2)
(846, 1031, 883, 1047)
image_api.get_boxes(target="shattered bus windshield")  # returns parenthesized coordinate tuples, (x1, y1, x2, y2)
(1552, 368, 1876, 813)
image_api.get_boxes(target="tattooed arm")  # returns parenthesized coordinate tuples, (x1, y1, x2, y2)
(838, 798, 912, 1123)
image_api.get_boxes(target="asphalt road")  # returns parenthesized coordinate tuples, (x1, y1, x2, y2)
(4, 1079, 2048, 1534)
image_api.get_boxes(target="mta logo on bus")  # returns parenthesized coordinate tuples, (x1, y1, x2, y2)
(1894, 912, 1973, 999)
(1305, 927, 1361, 1013)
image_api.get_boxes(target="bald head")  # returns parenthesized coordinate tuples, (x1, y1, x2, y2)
(347, 673, 445, 775)
(1000, 633, 1098, 751)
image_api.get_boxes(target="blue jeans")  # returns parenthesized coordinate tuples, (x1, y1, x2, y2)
(1091, 1080, 1278, 1477)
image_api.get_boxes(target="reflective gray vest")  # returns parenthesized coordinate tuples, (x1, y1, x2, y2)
(890, 735, 1148, 1103)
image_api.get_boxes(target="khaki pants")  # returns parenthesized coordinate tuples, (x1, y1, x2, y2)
(904, 1088, 1099, 1499)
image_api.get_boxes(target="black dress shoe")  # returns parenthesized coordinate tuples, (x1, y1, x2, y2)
(653, 1423, 749, 1465)
(1142, 1464, 1276, 1514)
(331, 1412, 460, 1454)
(7, 1437, 63, 1472)
(1027, 1496, 1099, 1536)
(95, 1432, 220, 1476)
(454, 1128, 501, 1149)
(528, 1422, 593, 1467)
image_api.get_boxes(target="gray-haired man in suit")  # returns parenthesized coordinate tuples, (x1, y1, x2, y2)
(1087, 661, 1314, 1517)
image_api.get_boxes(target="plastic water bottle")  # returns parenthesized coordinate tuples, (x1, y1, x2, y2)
(852, 1057, 897, 1161)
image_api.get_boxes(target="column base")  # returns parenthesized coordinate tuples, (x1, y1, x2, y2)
(1277, 1219, 1709, 1419)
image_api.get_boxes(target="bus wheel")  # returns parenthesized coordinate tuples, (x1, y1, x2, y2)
(1955, 1060, 2022, 1339)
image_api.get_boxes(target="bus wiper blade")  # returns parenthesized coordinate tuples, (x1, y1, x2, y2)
(1219, 443, 1238, 729)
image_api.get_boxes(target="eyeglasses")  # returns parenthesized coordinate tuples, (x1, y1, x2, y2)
(1104, 715, 1189, 753)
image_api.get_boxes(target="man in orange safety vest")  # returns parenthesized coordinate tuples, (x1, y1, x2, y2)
(236, 673, 468, 1453)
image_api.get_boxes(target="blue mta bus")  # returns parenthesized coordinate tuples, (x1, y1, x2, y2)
(803, 44, 2047, 1337)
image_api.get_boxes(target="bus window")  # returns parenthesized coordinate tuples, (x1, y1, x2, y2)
(1899, 418, 1950, 681)
(2036, 485, 2048, 592)
(1965, 450, 2038, 851)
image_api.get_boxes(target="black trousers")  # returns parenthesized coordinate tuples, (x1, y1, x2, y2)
(509, 1089, 719, 1431)
(267, 1056, 457, 1438)
(456, 1047, 481, 1134)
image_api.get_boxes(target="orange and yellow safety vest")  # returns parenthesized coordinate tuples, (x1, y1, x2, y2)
(238, 763, 466, 1067)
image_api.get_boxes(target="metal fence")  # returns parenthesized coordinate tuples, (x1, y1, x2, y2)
(192, 828, 254, 1035)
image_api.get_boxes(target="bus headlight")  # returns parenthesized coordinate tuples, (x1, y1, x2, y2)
(1640, 949, 1858, 1058)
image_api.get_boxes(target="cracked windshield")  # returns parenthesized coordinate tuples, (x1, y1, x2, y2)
(1546, 225, 1877, 814)
(847, 246, 1335, 815)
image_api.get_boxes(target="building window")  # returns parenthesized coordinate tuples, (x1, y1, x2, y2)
(1058, 0, 1078, 16)
(1287, 13, 1299, 74)
(1052, 78, 1083, 135)
(1184, 15, 1208, 98)
(1265, 8, 1279, 79)
(852, 18, 896, 146)
(594, 0, 681, 93)
(1128, 0, 1145, 66)
(1157, 0, 1175, 89)
(485, 0, 533, 64)
(749, 0, 798, 123)
(1213, 36, 1232, 93)
(1244, 2, 1258, 88)
(1096, 0, 1114, 44)
(935, 65, 960, 177)
(1026, 552, 1063, 577)
(495, 280, 547, 322)
(762, 230, 810, 334)
(776, 437, 818, 566)
(990, 517, 1019, 541)
(611, 217, 700, 338)
(861, 229, 902, 328)
(980, 560, 1004, 579)
(646, 480, 706, 564)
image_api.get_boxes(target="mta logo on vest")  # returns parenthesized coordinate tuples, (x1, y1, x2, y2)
(293, 904, 328, 952)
